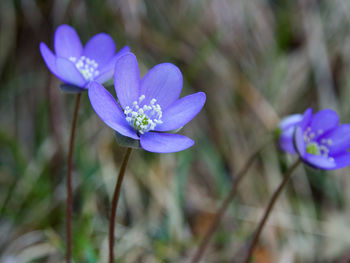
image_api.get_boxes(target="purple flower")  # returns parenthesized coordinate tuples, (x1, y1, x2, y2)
(294, 108, 350, 170)
(88, 52, 206, 153)
(40, 24, 130, 91)
(277, 114, 303, 154)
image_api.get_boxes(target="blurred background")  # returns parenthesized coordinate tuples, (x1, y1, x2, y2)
(1, 0, 350, 262)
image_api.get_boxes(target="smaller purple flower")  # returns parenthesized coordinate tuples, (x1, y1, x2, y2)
(88, 52, 206, 153)
(40, 24, 130, 92)
(277, 114, 303, 154)
(294, 108, 350, 170)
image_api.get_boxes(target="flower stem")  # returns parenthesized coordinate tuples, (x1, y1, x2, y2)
(243, 158, 302, 263)
(66, 93, 81, 263)
(109, 147, 132, 263)
(190, 141, 269, 263)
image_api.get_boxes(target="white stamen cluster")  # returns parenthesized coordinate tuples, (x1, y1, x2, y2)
(304, 126, 334, 161)
(69, 56, 99, 81)
(124, 95, 163, 134)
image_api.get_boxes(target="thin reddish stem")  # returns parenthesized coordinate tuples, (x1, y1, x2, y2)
(243, 158, 302, 263)
(190, 142, 268, 263)
(66, 93, 81, 263)
(109, 148, 132, 263)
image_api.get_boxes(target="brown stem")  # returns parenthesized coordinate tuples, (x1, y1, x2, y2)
(66, 93, 81, 263)
(243, 158, 302, 263)
(109, 148, 133, 263)
(63, 0, 82, 22)
(191, 141, 269, 263)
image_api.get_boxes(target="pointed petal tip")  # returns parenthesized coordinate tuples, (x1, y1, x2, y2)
(119, 45, 131, 52)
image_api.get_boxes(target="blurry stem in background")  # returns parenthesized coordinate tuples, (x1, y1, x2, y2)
(191, 140, 271, 263)
(338, 247, 350, 263)
(63, 0, 82, 22)
(109, 148, 132, 263)
(243, 158, 302, 263)
(66, 93, 81, 263)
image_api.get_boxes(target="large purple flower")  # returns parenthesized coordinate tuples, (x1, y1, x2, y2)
(277, 114, 303, 154)
(294, 108, 350, 170)
(88, 52, 206, 153)
(40, 24, 130, 91)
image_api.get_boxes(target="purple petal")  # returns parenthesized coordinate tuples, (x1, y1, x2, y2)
(40, 42, 60, 77)
(114, 52, 140, 109)
(88, 82, 139, 139)
(140, 63, 183, 110)
(94, 46, 131, 84)
(279, 114, 303, 131)
(295, 126, 306, 156)
(83, 33, 116, 66)
(54, 24, 83, 59)
(278, 114, 303, 154)
(56, 57, 87, 87)
(310, 109, 339, 139)
(155, 92, 206, 131)
(334, 153, 350, 169)
(115, 45, 131, 55)
(279, 136, 297, 154)
(140, 132, 194, 153)
(300, 108, 313, 130)
(324, 124, 350, 155)
(303, 154, 337, 170)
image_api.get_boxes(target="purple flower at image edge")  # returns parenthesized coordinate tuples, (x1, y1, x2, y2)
(88, 52, 206, 153)
(294, 108, 350, 170)
(277, 114, 303, 154)
(40, 24, 130, 92)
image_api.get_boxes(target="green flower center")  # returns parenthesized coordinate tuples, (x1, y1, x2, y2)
(306, 142, 320, 155)
(133, 114, 151, 131)
(124, 95, 163, 134)
(303, 126, 334, 162)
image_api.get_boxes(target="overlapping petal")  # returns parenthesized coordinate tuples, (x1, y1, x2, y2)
(295, 126, 306, 156)
(54, 24, 83, 58)
(279, 114, 303, 131)
(88, 81, 139, 139)
(334, 153, 350, 169)
(300, 108, 313, 130)
(304, 154, 336, 170)
(324, 124, 350, 155)
(40, 43, 60, 77)
(114, 52, 140, 108)
(155, 92, 206, 131)
(95, 46, 130, 84)
(310, 109, 339, 139)
(140, 63, 183, 110)
(279, 136, 297, 154)
(83, 33, 116, 66)
(140, 132, 194, 153)
(278, 114, 303, 154)
(56, 58, 86, 87)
